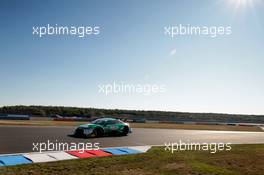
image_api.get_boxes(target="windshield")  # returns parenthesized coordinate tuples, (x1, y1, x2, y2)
(91, 119, 106, 125)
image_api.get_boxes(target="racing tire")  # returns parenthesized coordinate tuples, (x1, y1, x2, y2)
(74, 128, 84, 137)
(122, 126, 129, 136)
(91, 128, 103, 138)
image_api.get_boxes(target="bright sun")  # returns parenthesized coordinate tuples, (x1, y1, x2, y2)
(221, 0, 261, 16)
(226, 0, 260, 8)
(229, 0, 252, 6)
(218, 0, 262, 24)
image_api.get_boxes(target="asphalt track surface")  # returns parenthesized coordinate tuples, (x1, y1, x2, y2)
(0, 125, 264, 154)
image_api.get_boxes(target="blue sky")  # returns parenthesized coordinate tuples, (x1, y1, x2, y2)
(0, 0, 264, 115)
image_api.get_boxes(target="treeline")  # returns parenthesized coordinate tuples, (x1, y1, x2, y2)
(0, 105, 264, 123)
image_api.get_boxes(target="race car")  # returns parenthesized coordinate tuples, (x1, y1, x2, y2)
(73, 118, 131, 137)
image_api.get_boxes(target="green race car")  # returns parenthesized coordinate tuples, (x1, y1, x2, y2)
(73, 118, 131, 137)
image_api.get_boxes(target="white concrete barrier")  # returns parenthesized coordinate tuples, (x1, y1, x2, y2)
(23, 151, 78, 163)
(47, 152, 77, 161)
(128, 146, 152, 153)
(23, 153, 57, 163)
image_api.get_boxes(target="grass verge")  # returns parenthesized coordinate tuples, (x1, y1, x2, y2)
(0, 144, 263, 175)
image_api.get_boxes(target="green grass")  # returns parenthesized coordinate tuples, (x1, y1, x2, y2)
(1, 144, 263, 175)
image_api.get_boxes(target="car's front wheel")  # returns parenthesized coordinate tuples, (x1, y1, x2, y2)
(121, 126, 129, 136)
(74, 128, 84, 137)
(90, 128, 103, 138)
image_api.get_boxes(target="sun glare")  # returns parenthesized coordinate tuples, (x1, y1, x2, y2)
(218, 0, 262, 20)
(230, 0, 251, 6)
(225, 0, 261, 9)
